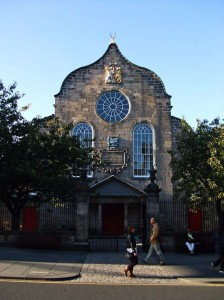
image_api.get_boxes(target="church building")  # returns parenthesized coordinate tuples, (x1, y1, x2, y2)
(54, 39, 181, 238)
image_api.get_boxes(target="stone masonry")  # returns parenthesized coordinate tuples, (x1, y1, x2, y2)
(55, 42, 180, 198)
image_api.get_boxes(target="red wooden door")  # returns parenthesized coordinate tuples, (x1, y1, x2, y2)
(102, 204, 124, 235)
(188, 209, 202, 231)
(23, 207, 38, 231)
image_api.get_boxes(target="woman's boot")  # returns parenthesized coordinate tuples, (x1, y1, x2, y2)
(129, 270, 137, 277)
(123, 268, 129, 277)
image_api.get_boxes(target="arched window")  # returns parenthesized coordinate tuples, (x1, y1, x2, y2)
(72, 122, 93, 177)
(72, 122, 93, 148)
(133, 123, 154, 177)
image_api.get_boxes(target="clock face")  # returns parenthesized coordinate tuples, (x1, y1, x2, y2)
(96, 91, 130, 124)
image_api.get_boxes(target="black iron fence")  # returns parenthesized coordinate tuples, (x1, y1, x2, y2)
(0, 199, 219, 234)
(159, 199, 218, 233)
(0, 200, 76, 233)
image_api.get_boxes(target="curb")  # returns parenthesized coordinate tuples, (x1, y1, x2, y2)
(0, 273, 81, 281)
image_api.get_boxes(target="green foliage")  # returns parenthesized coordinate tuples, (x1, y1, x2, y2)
(169, 117, 224, 226)
(170, 118, 224, 202)
(0, 80, 94, 229)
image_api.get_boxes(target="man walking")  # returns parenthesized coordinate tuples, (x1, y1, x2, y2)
(211, 226, 224, 273)
(143, 217, 166, 265)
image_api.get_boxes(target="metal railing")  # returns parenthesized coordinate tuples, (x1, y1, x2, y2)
(0, 199, 218, 234)
(159, 199, 218, 233)
(0, 200, 76, 233)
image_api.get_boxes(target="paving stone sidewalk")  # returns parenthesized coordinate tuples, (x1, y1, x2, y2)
(75, 252, 178, 285)
(75, 252, 224, 285)
(0, 247, 85, 281)
(0, 247, 223, 285)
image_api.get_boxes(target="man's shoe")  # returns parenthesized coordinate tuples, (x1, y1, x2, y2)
(160, 262, 166, 265)
(219, 270, 224, 274)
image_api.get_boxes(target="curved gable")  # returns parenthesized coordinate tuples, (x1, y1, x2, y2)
(55, 43, 170, 98)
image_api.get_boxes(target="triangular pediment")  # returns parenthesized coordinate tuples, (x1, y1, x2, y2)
(91, 175, 146, 196)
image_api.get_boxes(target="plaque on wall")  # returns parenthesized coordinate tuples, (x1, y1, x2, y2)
(99, 149, 127, 174)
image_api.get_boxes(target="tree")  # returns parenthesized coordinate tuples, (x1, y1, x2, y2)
(0, 81, 94, 230)
(169, 118, 224, 229)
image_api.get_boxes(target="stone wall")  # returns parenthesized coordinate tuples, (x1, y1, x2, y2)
(171, 116, 182, 151)
(55, 43, 174, 198)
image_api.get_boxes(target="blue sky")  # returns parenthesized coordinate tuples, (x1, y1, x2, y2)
(1, 0, 224, 128)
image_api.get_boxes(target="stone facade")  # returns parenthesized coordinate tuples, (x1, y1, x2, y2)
(171, 116, 182, 151)
(55, 42, 180, 199)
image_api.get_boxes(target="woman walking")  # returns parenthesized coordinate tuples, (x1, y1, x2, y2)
(124, 225, 138, 277)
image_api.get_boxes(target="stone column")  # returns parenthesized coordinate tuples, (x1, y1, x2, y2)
(74, 179, 90, 250)
(144, 168, 162, 238)
(98, 203, 102, 234)
(124, 203, 128, 231)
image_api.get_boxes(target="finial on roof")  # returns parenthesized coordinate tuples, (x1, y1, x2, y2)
(110, 32, 116, 44)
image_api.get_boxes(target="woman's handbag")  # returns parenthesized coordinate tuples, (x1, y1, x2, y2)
(125, 251, 132, 260)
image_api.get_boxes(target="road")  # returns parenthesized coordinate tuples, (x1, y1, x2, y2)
(0, 281, 224, 300)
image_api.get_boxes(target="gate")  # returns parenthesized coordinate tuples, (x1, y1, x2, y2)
(88, 235, 127, 252)
(88, 199, 146, 252)
(88, 202, 126, 251)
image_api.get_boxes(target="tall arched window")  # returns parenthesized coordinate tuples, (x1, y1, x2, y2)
(72, 122, 93, 148)
(133, 123, 154, 177)
(72, 122, 93, 176)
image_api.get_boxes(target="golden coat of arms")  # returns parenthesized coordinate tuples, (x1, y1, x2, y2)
(105, 63, 122, 84)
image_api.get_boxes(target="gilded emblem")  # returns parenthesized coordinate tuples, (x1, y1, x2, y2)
(105, 63, 122, 84)
(107, 137, 119, 150)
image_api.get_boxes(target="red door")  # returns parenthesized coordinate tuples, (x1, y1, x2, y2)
(23, 207, 38, 231)
(188, 209, 202, 231)
(102, 204, 124, 235)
